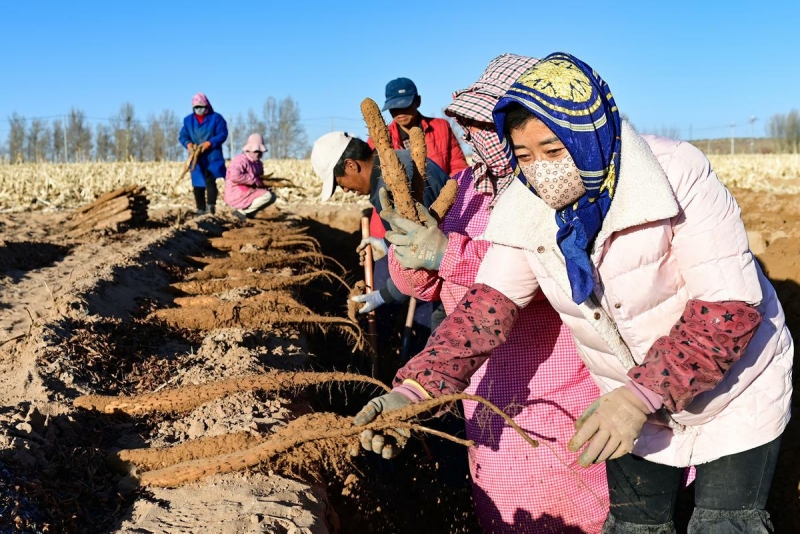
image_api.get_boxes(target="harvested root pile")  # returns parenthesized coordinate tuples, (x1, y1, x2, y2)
(75, 371, 537, 489)
(65, 186, 149, 237)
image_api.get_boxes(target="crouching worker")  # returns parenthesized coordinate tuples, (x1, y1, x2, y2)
(354, 52, 793, 534)
(310, 131, 448, 361)
(224, 133, 276, 221)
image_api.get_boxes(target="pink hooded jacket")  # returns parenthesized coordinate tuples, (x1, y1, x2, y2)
(223, 153, 269, 209)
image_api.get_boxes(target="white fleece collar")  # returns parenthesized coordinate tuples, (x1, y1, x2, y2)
(481, 121, 678, 256)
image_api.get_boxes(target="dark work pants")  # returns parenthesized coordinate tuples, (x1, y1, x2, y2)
(193, 170, 218, 211)
(604, 435, 781, 533)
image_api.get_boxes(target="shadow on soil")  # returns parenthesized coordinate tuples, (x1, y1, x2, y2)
(298, 208, 482, 534)
(0, 242, 72, 282)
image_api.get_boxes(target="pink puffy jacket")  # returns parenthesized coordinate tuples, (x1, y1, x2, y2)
(476, 122, 793, 467)
(224, 153, 269, 209)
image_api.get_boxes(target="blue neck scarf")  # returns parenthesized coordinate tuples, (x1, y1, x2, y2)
(492, 52, 622, 304)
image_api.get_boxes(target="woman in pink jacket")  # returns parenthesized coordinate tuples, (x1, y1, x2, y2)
(223, 133, 276, 221)
(381, 54, 608, 533)
(355, 52, 792, 533)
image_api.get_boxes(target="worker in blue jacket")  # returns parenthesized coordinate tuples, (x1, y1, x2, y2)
(179, 92, 228, 215)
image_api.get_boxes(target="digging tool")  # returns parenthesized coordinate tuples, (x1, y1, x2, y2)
(361, 216, 379, 374)
(400, 298, 417, 361)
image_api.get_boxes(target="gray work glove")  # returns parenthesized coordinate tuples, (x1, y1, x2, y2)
(568, 386, 650, 467)
(350, 290, 385, 314)
(356, 236, 388, 265)
(378, 189, 448, 271)
(352, 391, 412, 459)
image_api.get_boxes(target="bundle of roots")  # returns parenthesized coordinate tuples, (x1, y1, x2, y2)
(74, 371, 538, 488)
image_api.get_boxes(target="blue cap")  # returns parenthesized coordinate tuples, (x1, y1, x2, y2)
(382, 77, 418, 111)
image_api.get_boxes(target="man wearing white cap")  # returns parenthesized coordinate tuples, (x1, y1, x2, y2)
(224, 133, 276, 221)
(311, 131, 449, 356)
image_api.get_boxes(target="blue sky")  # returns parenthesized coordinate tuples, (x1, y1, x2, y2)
(1, 1, 798, 153)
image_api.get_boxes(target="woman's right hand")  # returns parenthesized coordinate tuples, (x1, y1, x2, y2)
(352, 392, 412, 459)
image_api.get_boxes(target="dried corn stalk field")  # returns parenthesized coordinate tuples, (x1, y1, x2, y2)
(1, 154, 797, 212)
(0, 159, 368, 211)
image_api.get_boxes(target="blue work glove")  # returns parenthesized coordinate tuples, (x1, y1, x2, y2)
(378, 189, 448, 271)
(352, 391, 412, 459)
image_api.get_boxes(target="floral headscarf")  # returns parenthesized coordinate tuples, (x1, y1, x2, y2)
(445, 54, 539, 205)
(493, 52, 622, 304)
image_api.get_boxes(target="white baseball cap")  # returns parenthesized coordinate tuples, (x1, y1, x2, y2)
(311, 131, 354, 201)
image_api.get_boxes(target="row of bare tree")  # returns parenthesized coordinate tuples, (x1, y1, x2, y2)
(767, 110, 800, 153)
(3, 97, 308, 163)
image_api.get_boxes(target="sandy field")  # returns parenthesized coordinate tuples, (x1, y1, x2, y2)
(0, 156, 799, 533)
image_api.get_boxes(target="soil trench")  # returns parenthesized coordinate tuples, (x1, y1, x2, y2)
(0, 187, 799, 533)
(0, 204, 479, 534)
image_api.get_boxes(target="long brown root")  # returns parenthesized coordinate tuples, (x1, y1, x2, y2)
(179, 145, 202, 181)
(126, 392, 538, 487)
(111, 432, 265, 472)
(409, 126, 427, 208)
(171, 270, 349, 296)
(429, 179, 459, 223)
(360, 98, 421, 224)
(74, 371, 390, 415)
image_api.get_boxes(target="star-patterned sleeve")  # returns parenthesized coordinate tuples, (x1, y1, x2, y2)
(627, 299, 762, 413)
(393, 284, 519, 396)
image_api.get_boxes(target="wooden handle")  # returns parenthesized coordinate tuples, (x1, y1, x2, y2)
(360, 216, 374, 293)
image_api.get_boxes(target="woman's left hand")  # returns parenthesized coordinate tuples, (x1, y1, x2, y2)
(568, 387, 650, 467)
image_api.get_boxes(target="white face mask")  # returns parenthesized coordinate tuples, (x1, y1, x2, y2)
(519, 155, 585, 210)
(193, 106, 207, 116)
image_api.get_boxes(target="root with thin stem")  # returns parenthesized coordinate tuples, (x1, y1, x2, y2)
(172, 270, 349, 296)
(74, 370, 390, 415)
(111, 432, 265, 472)
(208, 236, 320, 253)
(118, 392, 538, 488)
(199, 251, 342, 278)
(149, 291, 364, 350)
(221, 226, 311, 239)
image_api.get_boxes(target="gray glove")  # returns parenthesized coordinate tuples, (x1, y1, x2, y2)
(379, 189, 448, 271)
(568, 386, 650, 467)
(356, 236, 388, 265)
(350, 290, 385, 314)
(352, 391, 412, 459)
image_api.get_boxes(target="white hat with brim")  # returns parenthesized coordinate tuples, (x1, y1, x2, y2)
(311, 131, 353, 202)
